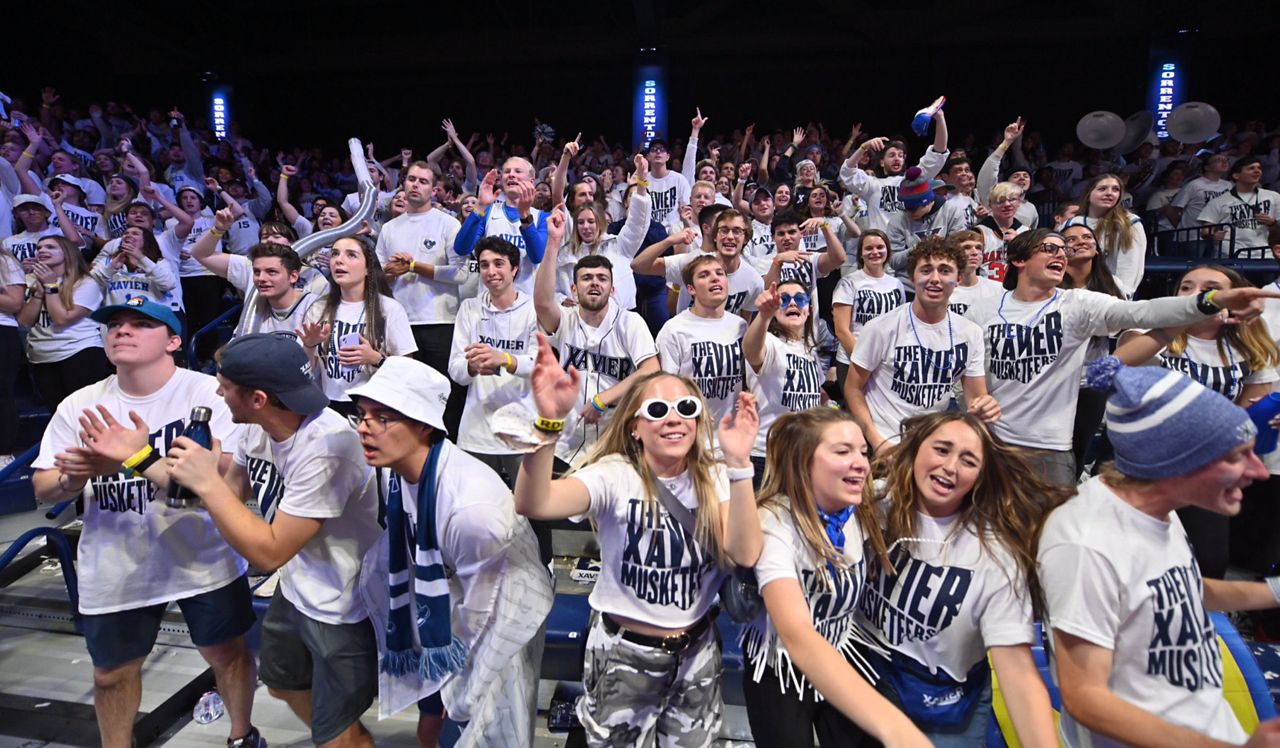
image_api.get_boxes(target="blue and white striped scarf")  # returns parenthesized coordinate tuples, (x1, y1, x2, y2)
(381, 442, 468, 679)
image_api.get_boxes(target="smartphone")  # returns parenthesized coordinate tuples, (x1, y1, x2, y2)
(339, 332, 360, 349)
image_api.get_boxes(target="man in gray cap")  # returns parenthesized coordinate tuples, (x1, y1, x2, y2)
(347, 356, 552, 748)
(167, 332, 382, 748)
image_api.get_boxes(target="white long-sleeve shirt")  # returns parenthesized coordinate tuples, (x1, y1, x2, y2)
(838, 147, 950, 233)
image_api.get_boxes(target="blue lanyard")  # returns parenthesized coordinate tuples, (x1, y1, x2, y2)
(996, 290, 1059, 338)
(1181, 336, 1238, 398)
(906, 306, 956, 375)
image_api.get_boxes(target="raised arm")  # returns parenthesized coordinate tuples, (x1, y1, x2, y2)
(631, 227, 695, 277)
(535, 204, 568, 334)
(743, 284, 778, 372)
(513, 334, 592, 520)
(192, 208, 236, 277)
(173, 109, 206, 182)
(683, 108, 707, 186)
(715, 391, 763, 567)
(816, 219, 848, 275)
(142, 184, 194, 239)
(275, 164, 302, 224)
(551, 133, 581, 205)
(979, 118, 1024, 206)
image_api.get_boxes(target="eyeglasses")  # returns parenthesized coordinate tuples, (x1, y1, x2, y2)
(347, 413, 404, 433)
(635, 397, 702, 421)
(716, 226, 746, 236)
(779, 292, 810, 309)
(1034, 243, 1068, 257)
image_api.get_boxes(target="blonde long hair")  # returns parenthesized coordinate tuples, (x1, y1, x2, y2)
(1079, 173, 1137, 252)
(575, 371, 729, 565)
(1168, 264, 1280, 374)
(758, 409, 891, 584)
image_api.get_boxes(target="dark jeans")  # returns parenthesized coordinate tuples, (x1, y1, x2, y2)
(0, 327, 19, 454)
(411, 324, 466, 440)
(181, 275, 230, 362)
(743, 662, 878, 747)
(31, 346, 112, 411)
(634, 282, 669, 339)
(1072, 387, 1108, 472)
(1231, 474, 1280, 574)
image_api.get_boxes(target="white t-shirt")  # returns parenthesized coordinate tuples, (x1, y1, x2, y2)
(1039, 478, 1248, 747)
(223, 254, 322, 338)
(831, 270, 906, 365)
(235, 409, 381, 624)
(376, 209, 466, 325)
(32, 369, 247, 614)
(1172, 177, 1232, 229)
(26, 278, 105, 364)
(859, 511, 1034, 684)
(0, 254, 26, 328)
(571, 454, 729, 628)
(664, 252, 763, 316)
(748, 335, 824, 456)
(1261, 294, 1280, 475)
(656, 309, 748, 427)
(1047, 159, 1083, 191)
(948, 277, 1004, 317)
(743, 219, 776, 267)
(447, 291, 538, 454)
(645, 170, 692, 227)
(851, 305, 985, 441)
(3, 226, 62, 265)
(52, 203, 108, 241)
(799, 216, 843, 254)
(545, 301, 657, 466)
(1151, 334, 1278, 403)
(1198, 188, 1280, 252)
(756, 252, 825, 303)
(741, 502, 868, 697)
(1146, 187, 1181, 233)
(965, 289, 1203, 451)
(174, 215, 217, 278)
(306, 294, 417, 402)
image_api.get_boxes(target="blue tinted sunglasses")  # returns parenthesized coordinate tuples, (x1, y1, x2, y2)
(780, 292, 810, 309)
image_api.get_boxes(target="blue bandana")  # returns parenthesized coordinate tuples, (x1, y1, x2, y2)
(817, 505, 856, 555)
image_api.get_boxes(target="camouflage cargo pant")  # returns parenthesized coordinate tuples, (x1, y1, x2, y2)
(576, 614, 723, 748)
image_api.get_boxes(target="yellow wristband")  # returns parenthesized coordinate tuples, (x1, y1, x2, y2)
(209, 228, 227, 238)
(21, 150, 35, 159)
(282, 174, 290, 180)
(409, 260, 416, 274)
(504, 352, 516, 373)
(635, 179, 649, 187)
(122, 445, 153, 469)
(534, 416, 566, 433)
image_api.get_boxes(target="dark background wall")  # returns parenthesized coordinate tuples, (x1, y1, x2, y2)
(6, 0, 1277, 153)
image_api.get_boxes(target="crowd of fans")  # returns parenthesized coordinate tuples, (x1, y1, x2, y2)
(6, 83, 1280, 748)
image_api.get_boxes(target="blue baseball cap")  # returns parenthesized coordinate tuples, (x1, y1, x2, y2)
(217, 333, 328, 416)
(91, 296, 183, 337)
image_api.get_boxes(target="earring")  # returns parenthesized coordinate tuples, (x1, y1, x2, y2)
(630, 432, 638, 440)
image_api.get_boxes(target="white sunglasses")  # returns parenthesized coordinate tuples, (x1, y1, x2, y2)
(634, 397, 702, 421)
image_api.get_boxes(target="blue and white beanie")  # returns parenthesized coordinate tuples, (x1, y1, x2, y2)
(1086, 356, 1257, 480)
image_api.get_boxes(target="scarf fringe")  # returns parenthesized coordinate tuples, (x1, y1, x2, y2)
(418, 634, 469, 681)
(380, 648, 421, 677)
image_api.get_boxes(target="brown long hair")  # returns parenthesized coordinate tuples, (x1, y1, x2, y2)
(758, 409, 890, 583)
(1168, 264, 1280, 373)
(874, 412, 1075, 617)
(574, 371, 729, 565)
(315, 235, 393, 354)
(41, 236, 91, 309)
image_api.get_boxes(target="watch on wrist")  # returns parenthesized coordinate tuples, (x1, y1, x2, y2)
(1196, 290, 1222, 315)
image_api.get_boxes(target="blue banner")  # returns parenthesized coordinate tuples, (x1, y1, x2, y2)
(632, 64, 667, 151)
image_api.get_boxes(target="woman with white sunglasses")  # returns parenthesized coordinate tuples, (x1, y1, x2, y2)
(514, 333, 762, 747)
